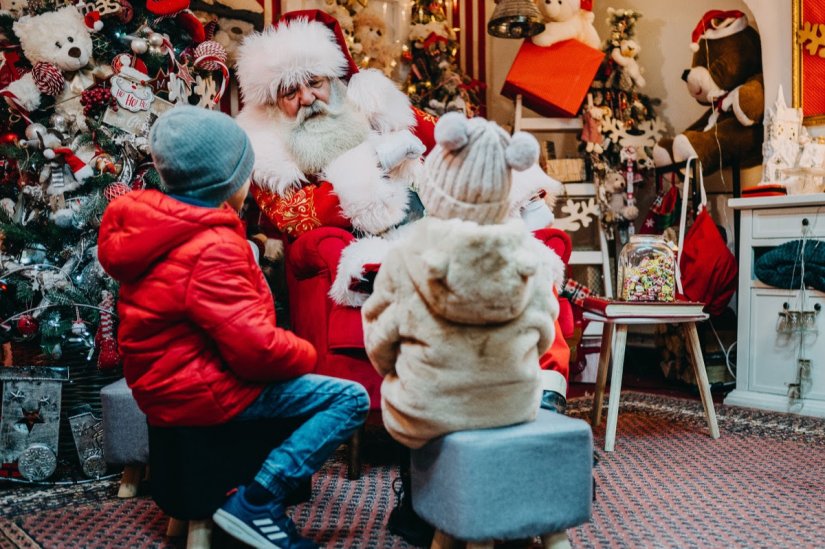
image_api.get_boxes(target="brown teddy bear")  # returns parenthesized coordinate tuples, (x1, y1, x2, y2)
(653, 10, 763, 174)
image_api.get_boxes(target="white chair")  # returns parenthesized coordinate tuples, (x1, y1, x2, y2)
(587, 311, 720, 452)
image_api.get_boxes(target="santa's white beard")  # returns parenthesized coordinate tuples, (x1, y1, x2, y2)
(278, 79, 371, 175)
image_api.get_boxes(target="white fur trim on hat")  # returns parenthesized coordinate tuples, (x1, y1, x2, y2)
(236, 17, 350, 106)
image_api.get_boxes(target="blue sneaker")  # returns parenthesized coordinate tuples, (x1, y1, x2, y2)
(212, 486, 318, 549)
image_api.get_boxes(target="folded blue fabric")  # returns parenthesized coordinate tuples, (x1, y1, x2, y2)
(754, 239, 825, 292)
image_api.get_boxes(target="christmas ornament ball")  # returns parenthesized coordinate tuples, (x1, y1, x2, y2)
(148, 32, 165, 48)
(117, 0, 134, 22)
(194, 41, 227, 71)
(17, 314, 39, 337)
(131, 38, 148, 54)
(103, 182, 131, 202)
(32, 62, 66, 96)
(49, 113, 68, 133)
(25, 123, 47, 140)
(1, 132, 17, 146)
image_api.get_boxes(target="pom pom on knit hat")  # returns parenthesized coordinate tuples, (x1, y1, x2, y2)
(149, 106, 255, 205)
(420, 113, 539, 225)
(506, 132, 539, 171)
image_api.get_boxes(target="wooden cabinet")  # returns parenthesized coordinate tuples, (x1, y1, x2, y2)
(726, 195, 825, 417)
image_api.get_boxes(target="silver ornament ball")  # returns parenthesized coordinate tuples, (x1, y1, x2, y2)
(148, 33, 164, 47)
(148, 45, 165, 57)
(49, 114, 67, 132)
(131, 38, 148, 54)
(25, 123, 47, 140)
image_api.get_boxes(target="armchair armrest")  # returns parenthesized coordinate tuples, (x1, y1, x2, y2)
(287, 227, 356, 280)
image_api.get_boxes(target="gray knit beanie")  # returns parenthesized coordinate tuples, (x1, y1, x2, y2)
(149, 106, 255, 206)
(420, 112, 539, 225)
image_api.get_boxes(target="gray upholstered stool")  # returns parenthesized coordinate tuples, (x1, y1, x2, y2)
(100, 378, 149, 498)
(411, 409, 593, 548)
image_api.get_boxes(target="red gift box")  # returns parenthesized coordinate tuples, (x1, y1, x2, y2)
(502, 39, 604, 118)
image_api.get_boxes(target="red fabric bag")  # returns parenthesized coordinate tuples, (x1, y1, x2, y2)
(677, 158, 738, 316)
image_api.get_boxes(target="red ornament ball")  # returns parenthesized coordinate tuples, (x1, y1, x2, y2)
(17, 315, 38, 337)
(1, 132, 18, 146)
(194, 41, 227, 71)
(117, 0, 134, 22)
(32, 62, 65, 96)
(104, 182, 131, 202)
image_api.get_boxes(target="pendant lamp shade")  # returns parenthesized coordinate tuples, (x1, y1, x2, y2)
(487, 0, 546, 39)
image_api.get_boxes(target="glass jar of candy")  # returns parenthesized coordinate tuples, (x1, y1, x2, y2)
(617, 235, 677, 302)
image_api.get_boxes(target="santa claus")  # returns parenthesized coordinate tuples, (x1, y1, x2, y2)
(235, 10, 435, 305)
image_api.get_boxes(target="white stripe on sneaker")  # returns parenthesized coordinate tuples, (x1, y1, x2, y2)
(253, 518, 274, 526)
(267, 532, 288, 541)
(260, 525, 281, 533)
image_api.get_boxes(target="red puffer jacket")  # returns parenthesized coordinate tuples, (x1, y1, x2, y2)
(98, 190, 317, 426)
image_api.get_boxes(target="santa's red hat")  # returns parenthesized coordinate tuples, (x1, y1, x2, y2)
(235, 10, 359, 107)
(84, 10, 103, 32)
(44, 147, 93, 181)
(690, 10, 749, 52)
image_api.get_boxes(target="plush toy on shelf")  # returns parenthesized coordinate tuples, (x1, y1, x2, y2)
(353, 8, 397, 77)
(653, 10, 764, 175)
(532, 0, 600, 49)
(609, 39, 645, 89)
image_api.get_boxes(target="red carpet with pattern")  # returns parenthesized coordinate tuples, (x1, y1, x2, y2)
(0, 392, 823, 548)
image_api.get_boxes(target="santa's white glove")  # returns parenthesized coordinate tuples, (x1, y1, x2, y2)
(374, 130, 426, 172)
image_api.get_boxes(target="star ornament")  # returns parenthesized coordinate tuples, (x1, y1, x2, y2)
(151, 68, 170, 95)
(176, 64, 196, 87)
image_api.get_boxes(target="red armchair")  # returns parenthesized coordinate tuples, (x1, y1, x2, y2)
(285, 226, 383, 409)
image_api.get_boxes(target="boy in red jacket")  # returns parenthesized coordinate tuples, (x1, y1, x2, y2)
(98, 106, 369, 549)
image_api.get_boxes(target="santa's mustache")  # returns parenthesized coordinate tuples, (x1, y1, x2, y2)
(295, 100, 329, 125)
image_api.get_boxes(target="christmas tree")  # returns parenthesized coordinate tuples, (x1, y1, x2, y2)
(404, 0, 482, 116)
(585, 8, 666, 238)
(0, 0, 228, 367)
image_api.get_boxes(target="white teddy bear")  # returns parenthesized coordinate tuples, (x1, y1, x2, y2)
(213, 17, 255, 65)
(532, 0, 601, 49)
(2, 6, 94, 112)
(610, 39, 646, 88)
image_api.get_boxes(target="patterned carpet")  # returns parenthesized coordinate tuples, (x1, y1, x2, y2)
(0, 391, 823, 548)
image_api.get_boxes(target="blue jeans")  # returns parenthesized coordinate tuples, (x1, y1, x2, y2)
(236, 374, 370, 501)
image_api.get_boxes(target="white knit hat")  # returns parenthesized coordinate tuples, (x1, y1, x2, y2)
(235, 10, 358, 106)
(421, 112, 539, 225)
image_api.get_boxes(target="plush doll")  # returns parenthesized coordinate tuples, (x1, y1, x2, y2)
(212, 17, 255, 65)
(353, 9, 396, 77)
(610, 39, 645, 88)
(0, 0, 27, 18)
(532, 0, 600, 49)
(1, 6, 96, 112)
(653, 10, 764, 175)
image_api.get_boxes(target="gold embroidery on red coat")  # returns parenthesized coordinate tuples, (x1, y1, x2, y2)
(271, 186, 321, 237)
